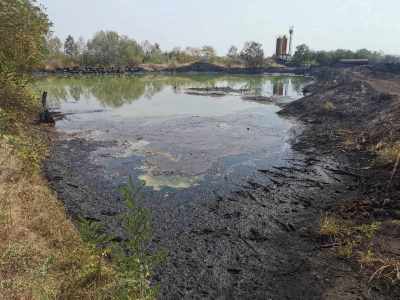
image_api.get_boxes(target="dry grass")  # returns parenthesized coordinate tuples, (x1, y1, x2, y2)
(369, 259, 400, 284)
(319, 214, 400, 285)
(0, 135, 117, 299)
(323, 100, 336, 111)
(319, 214, 355, 258)
(320, 214, 342, 239)
(375, 142, 400, 164)
(0, 102, 155, 298)
(358, 248, 400, 284)
(319, 214, 381, 259)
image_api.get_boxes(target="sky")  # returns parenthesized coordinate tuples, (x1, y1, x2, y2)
(38, 0, 399, 56)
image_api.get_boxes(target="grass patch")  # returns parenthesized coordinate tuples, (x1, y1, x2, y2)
(323, 100, 336, 111)
(319, 214, 381, 259)
(319, 214, 400, 285)
(375, 142, 400, 165)
(370, 259, 400, 284)
(320, 214, 343, 239)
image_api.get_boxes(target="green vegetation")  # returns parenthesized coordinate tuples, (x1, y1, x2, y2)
(0, 1, 160, 298)
(44, 30, 400, 70)
(62, 181, 161, 299)
(0, 0, 50, 164)
(43, 28, 272, 69)
(239, 41, 265, 68)
(291, 44, 399, 66)
(320, 214, 381, 259)
(0, 0, 50, 74)
(320, 215, 400, 285)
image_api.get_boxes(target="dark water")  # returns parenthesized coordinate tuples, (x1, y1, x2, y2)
(35, 74, 307, 197)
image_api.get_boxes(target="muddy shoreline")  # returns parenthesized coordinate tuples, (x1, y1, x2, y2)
(44, 67, 400, 299)
(35, 62, 310, 76)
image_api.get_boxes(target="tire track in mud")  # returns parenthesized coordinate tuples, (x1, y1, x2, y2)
(45, 136, 360, 299)
(151, 154, 359, 299)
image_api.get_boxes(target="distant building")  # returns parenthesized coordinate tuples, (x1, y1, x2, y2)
(276, 37, 283, 57)
(276, 36, 288, 58)
(275, 27, 294, 62)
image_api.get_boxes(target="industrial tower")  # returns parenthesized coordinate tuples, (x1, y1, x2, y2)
(289, 26, 294, 56)
(275, 26, 294, 61)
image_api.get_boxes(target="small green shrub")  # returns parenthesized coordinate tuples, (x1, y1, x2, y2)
(77, 178, 165, 299)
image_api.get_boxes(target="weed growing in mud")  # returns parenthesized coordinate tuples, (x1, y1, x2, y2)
(375, 142, 400, 165)
(319, 215, 400, 285)
(319, 214, 381, 259)
(323, 100, 336, 111)
(113, 180, 165, 299)
(359, 248, 400, 284)
(357, 223, 381, 240)
(370, 259, 400, 284)
(76, 178, 165, 299)
(320, 214, 342, 240)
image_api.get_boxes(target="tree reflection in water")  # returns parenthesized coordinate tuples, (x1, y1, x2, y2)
(33, 74, 306, 108)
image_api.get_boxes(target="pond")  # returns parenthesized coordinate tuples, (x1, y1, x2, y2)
(35, 74, 307, 196)
(36, 73, 321, 297)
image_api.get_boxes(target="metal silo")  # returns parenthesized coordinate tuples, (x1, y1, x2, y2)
(276, 37, 283, 57)
(282, 35, 288, 56)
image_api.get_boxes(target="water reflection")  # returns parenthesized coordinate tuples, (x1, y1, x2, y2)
(34, 75, 306, 108)
(273, 81, 284, 96)
(36, 74, 308, 191)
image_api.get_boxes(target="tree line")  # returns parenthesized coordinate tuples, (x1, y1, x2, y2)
(290, 44, 400, 67)
(46, 32, 400, 70)
(45, 31, 267, 68)
(0, 0, 50, 109)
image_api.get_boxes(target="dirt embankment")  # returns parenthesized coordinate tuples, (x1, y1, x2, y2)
(36, 61, 308, 76)
(280, 66, 400, 298)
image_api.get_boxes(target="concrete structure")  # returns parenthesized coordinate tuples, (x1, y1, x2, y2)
(276, 35, 288, 58)
(289, 26, 294, 56)
(282, 35, 288, 57)
(276, 37, 283, 57)
(275, 27, 294, 61)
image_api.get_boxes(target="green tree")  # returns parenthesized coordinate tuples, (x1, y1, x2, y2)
(118, 36, 144, 66)
(64, 35, 78, 58)
(314, 50, 334, 66)
(45, 33, 62, 57)
(0, 0, 50, 74)
(185, 47, 201, 58)
(240, 41, 264, 68)
(76, 37, 87, 55)
(0, 0, 50, 113)
(226, 45, 240, 67)
(201, 46, 216, 60)
(292, 44, 313, 66)
(227, 46, 238, 59)
(147, 42, 163, 63)
(141, 40, 154, 62)
(86, 31, 121, 66)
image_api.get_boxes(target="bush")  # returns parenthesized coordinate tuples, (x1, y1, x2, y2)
(77, 179, 165, 299)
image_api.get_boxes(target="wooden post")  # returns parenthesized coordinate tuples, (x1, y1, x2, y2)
(39, 91, 54, 124)
(41, 91, 48, 109)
